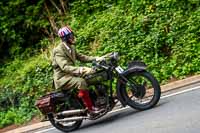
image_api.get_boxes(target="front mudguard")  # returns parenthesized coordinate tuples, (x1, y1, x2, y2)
(116, 61, 147, 107)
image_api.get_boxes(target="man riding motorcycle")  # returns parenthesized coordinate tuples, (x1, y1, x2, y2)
(52, 26, 104, 115)
(35, 25, 161, 133)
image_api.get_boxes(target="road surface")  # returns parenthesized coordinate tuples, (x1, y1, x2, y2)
(36, 83, 200, 133)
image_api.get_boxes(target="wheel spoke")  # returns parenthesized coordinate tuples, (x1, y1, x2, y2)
(123, 72, 160, 108)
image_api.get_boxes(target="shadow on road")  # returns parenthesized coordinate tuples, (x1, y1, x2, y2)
(73, 101, 168, 132)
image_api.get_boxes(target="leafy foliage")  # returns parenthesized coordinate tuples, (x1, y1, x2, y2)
(0, 0, 200, 128)
(0, 55, 52, 127)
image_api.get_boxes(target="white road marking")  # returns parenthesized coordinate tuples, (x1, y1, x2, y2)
(34, 127, 55, 133)
(161, 86, 200, 99)
(35, 86, 200, 133)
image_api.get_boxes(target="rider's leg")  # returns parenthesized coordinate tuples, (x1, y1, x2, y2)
(78, 89, 93, 111)
(63, 77, 103, 113)
(63, 77, 94, 110)
(78, 89, 105, 115)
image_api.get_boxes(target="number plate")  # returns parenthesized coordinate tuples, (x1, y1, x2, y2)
(115, 66, 124, 73)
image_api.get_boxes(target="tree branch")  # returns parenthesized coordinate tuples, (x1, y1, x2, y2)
(49, 0, 62, 15)
(59, 0, 67, 14)
(44, 2, 58, 34)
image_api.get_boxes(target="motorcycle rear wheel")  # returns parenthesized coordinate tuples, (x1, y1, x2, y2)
(47, 95, 83, 132)
(48, 113, 82, 132)
(121, 70, 161, 110)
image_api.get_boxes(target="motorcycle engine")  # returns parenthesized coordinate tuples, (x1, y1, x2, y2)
(94, 84, 108, 107)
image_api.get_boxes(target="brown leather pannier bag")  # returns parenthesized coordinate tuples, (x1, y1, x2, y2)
(35, 94, 55, 115)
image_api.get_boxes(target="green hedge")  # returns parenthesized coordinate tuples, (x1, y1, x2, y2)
(72, 0, 200, 81)
(0, 55, 52, 128)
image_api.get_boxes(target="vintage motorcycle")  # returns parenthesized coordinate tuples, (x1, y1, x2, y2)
(36, 52, 161, 132)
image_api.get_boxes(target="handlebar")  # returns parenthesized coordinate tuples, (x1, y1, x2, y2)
(92, 52, 119, 70)
(92, 60, 109, 70)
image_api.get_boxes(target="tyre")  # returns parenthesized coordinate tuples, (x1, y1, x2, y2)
(48, 114, 82, 132)
(47, 97, 83, 132)
(121, 70, 161, 110)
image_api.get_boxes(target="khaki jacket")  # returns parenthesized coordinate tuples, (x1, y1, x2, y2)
(52, 42, 96, 89)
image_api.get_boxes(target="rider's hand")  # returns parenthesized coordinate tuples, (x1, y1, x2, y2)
(96, 53, 113, 61)
(80, 67, 95, 75)
(96, 57, 105, 62)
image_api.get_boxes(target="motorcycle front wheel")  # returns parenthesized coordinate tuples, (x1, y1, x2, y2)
(121, 70, 161, 110)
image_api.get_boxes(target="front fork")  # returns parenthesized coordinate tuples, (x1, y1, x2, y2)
(115, 66, 138, 93)
(119, 74, 138, 94)
(116, 74, 139, 107)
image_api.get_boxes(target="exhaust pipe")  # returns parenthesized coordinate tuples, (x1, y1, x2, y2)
(57, 109, 86, 116)
(55, 116, 89, 123)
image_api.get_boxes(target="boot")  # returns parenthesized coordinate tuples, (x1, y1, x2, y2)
(78, 89, 105, 115)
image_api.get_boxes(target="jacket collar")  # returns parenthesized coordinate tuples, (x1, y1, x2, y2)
(61, 42, 75, 64)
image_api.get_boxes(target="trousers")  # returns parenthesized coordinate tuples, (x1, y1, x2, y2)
(62, 71, 108, 90)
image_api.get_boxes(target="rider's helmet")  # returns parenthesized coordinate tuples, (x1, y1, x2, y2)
(58, 26, 74, 43)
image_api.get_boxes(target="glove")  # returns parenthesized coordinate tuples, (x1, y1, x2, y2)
(96, 53, 113, 61)
(96, 57, 105, 62)
(80, 67, 95, 76)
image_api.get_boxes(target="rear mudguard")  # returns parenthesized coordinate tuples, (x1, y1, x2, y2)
(116, 61, 147, 107)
